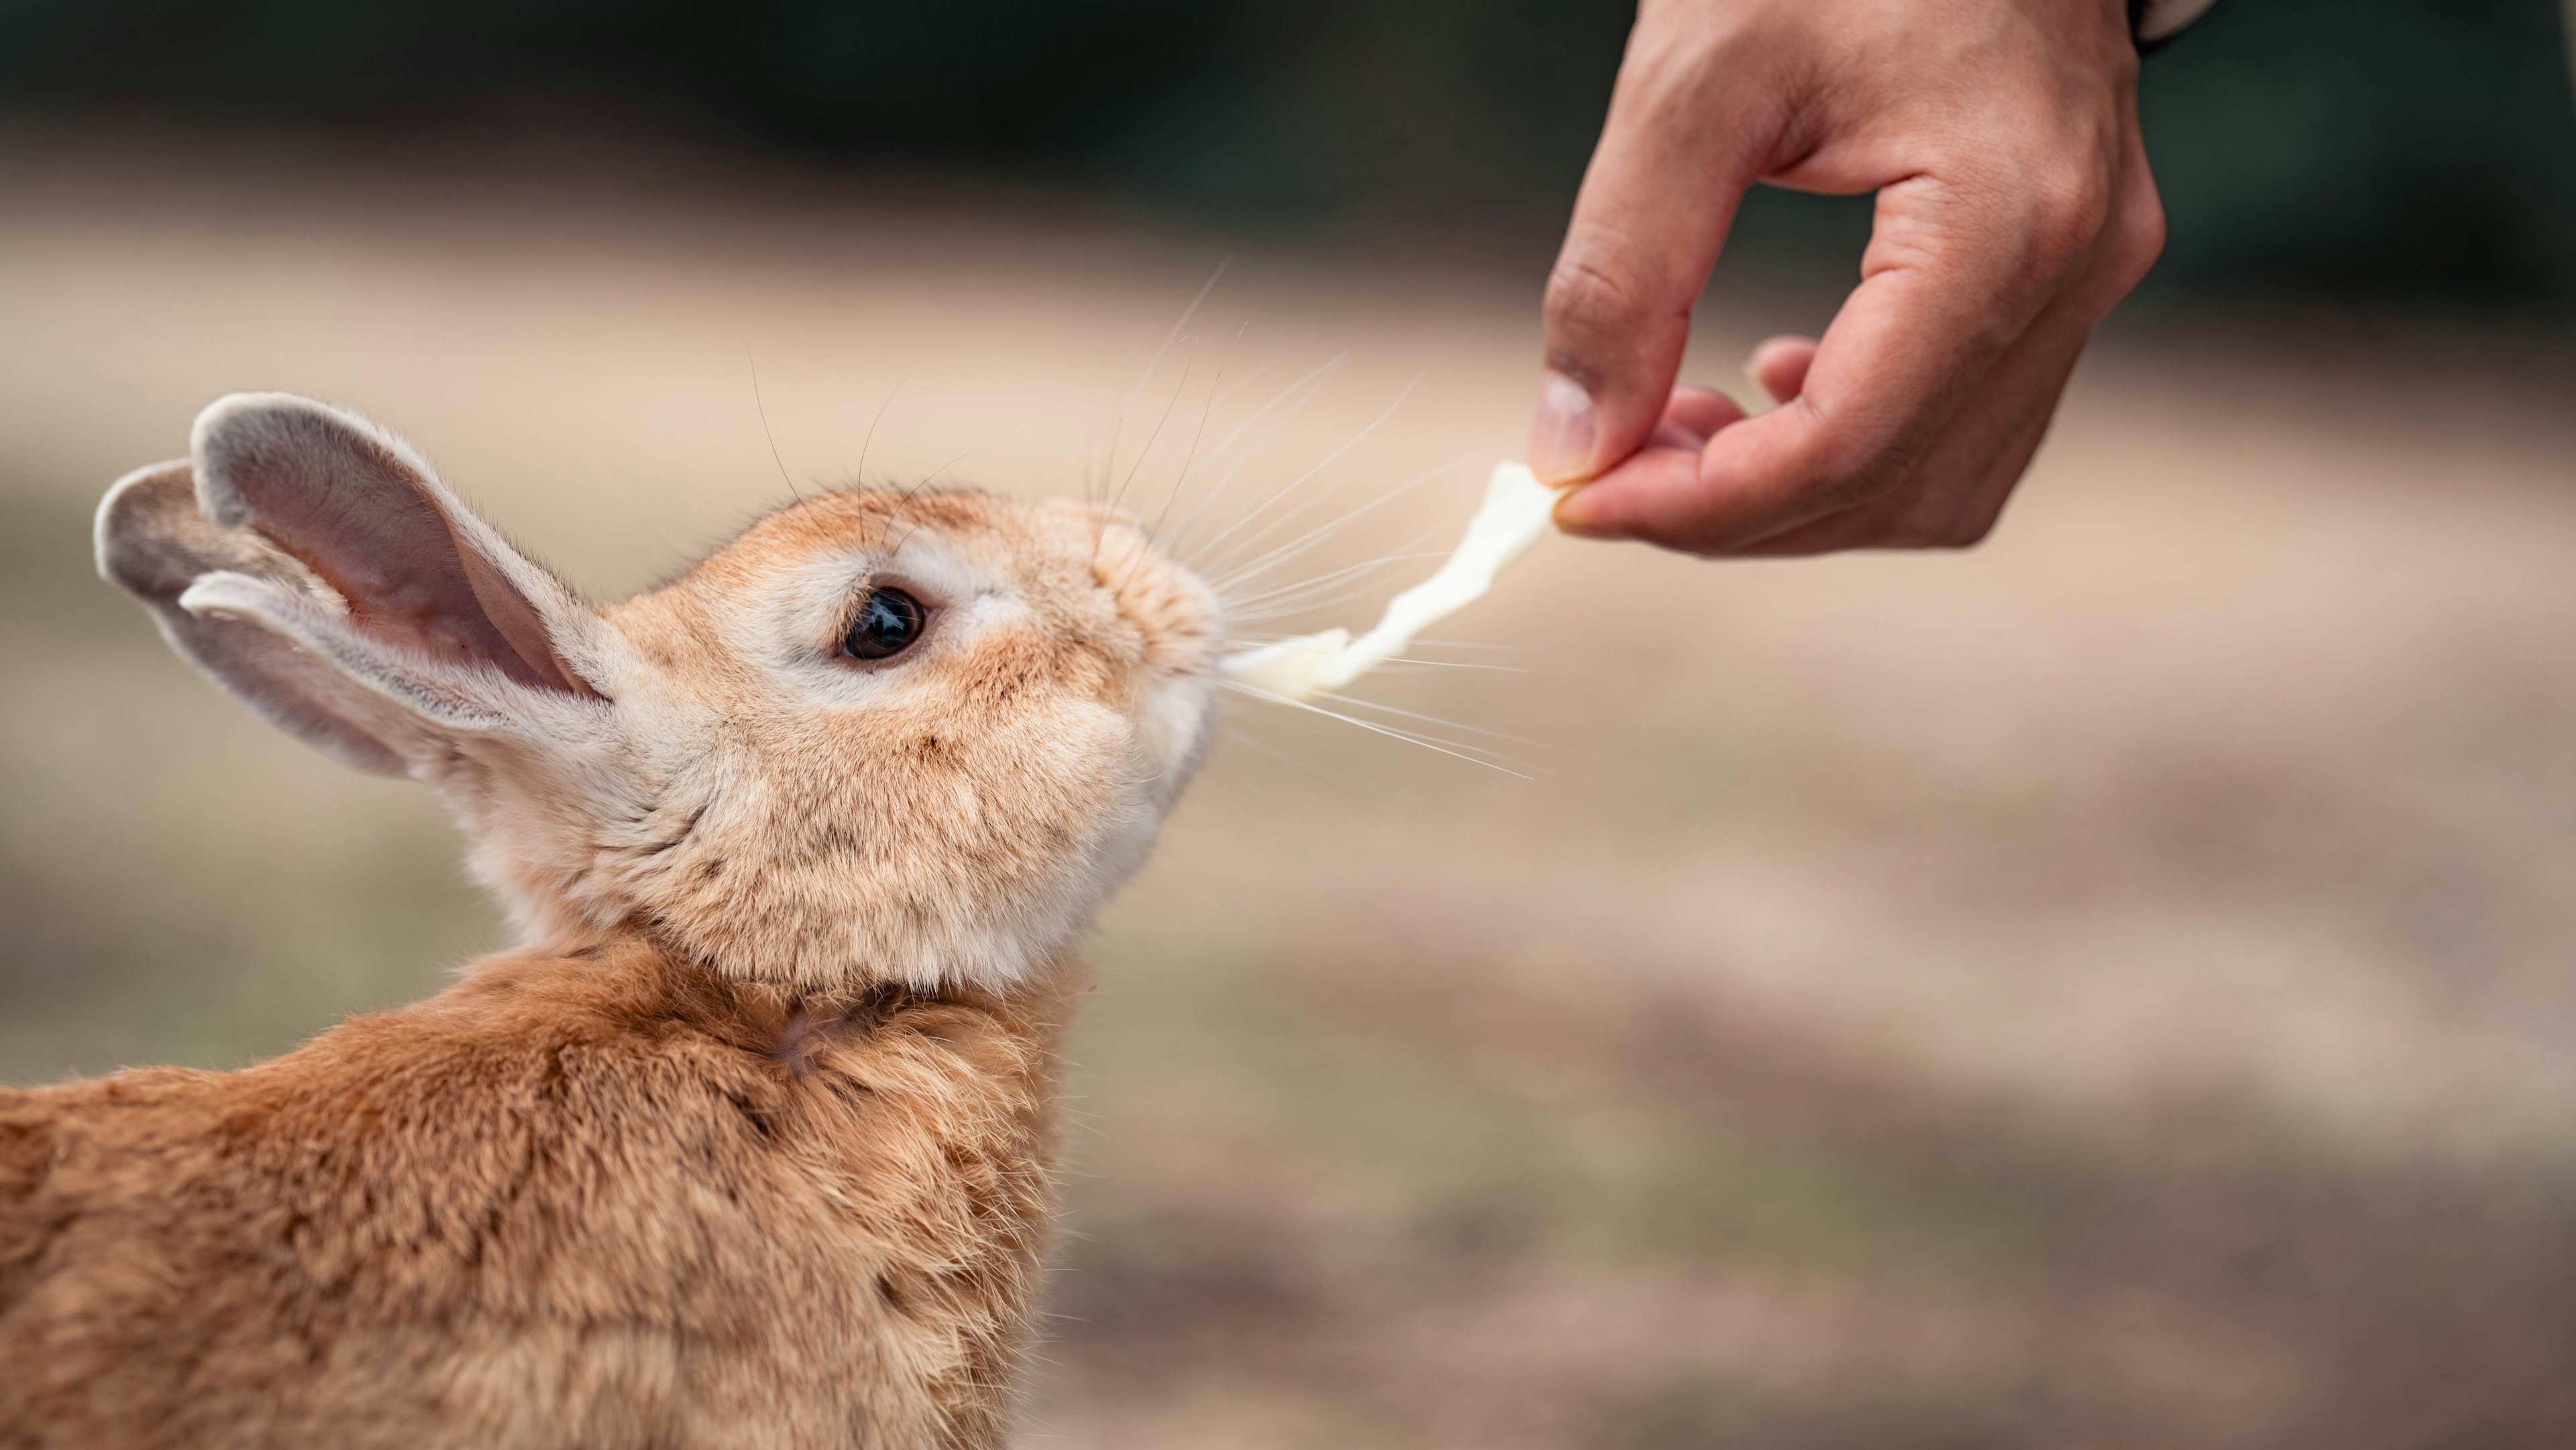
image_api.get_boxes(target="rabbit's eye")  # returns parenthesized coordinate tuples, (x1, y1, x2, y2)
(843, 588, 926, 661)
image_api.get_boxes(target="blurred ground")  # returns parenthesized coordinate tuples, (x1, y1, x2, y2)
(3, 136, 2575, 1448)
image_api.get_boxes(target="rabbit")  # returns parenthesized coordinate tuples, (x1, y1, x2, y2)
(0, 392, 1222, 1449)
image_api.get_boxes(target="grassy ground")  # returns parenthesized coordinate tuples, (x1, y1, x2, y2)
(5, 136, 2574, 1448)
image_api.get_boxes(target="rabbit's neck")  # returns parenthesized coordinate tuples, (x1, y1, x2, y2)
(447, 933, 1088, 1437)
(467, 931, 1091, 1075)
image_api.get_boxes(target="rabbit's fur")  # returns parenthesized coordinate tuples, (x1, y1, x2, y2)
(1, 395, 1222, 1448)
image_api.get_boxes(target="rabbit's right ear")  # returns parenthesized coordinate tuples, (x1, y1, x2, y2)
(97, 395, 612, 776)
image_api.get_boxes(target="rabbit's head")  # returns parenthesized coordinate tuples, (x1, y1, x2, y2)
(98, 394, 1221, 992)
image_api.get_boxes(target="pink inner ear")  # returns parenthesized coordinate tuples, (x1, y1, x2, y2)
(447, 513, 597, 698)
(209, 407, 598, 698)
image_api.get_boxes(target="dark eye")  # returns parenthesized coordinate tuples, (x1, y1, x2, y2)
(843, 588, 926, 661)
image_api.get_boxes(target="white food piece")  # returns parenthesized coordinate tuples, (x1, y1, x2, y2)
(1222, 460, 1558, 701)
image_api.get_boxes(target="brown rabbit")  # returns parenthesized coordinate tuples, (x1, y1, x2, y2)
(0, 394, 1222, 1448)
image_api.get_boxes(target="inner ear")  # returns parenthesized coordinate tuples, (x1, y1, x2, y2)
(193, 394, 601, 699)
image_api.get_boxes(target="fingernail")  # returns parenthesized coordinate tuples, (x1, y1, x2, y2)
(1529, 371, 1599, 484)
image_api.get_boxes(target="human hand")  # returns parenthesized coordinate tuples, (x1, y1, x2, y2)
(1532, 0, 2166, 554)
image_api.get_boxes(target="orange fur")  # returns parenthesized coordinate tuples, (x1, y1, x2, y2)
(2, 945, 1083, 1449)
(7, 396, 1223, 1447)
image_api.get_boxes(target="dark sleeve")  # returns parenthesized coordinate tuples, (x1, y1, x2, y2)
(2131, 0, 2219, 48)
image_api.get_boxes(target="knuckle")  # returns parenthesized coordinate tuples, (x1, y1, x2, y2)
(1544, 253, 1653, 333)
(2025, 162, 2116, 268)
(2110, 190, 2169, 288)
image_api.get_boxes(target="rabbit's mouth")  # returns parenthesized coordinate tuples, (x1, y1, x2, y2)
(1081, 510, 1226, 817)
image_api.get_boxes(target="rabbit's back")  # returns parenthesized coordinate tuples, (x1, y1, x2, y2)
(0, 941, 1079, 1450)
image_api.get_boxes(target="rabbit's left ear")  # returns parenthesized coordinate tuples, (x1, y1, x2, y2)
(97, 394, 610, 775)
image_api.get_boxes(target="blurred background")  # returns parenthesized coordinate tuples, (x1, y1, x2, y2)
(5, 1, 2576, 1445)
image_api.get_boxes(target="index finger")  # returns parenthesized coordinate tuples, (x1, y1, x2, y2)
(1530, 19, 1786, 484)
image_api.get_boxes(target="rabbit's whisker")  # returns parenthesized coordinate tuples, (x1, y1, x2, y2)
(1220, 635, 1525, 671)
(1221, 576, 1438, 629)
(857, 369, 914, 490)
(1370, 636, 1532, 653)
(920, 446, 981, 490)
(1201, 453, 1466, 597)
(1108, 342, 1196, 518)
(1139, 341, 1292, 554)
(745, 346, 806, 509)
(1287, 686, 1539, 746)
(1160, 354, 1345, 563)
(1106, 332, 1229, 599)
(1195, 470, 1391, 584)
(1104, 258, 1230, 508)
(1191, 439, 1453, 592)
(1182, 372, 1417, 571)
(1214, 546, 1443, 615)
(1202, 347, 1290, 418)
(1139, 333, 1235, 546)
(1085, 321, 1157, 508)
(1219, 679, 1528, 776)
(1217, 723, 1375, 788)
(1210, 519, 1447, 610)
(1346, 659, 1527, 674)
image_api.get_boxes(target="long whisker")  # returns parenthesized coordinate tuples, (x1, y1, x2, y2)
(1219, 654, 1523, 679)
(1220, 680, 1529, 777)
(1223, 580, 1438, 628)
(1110, 340, 1240, 601)
(1188, 374, 1421, 570)
(1372, 637, 1533, 653)
(745, 347, 805, 508)
(1289, 686, 1542, 745)
(1334, 658, 1527, 674)
(1220, 635, 1532, 676)
(1214, 545, 1444, 613)
(859, 370, 915, 490)
(1199, 464, 1433, 588)
(1089, 331, 1150, 507)
(1110, 344, 1197, 516)
(1225, 677, 1516, 762)
(1220, 633, 1527, 667)
(1203, 349, 1290, 417)
(1163, 354, 1348, 561)
(1218, 725, 1374, 790)
(1166, 360, 1355, 564)
(1203, 454, 1470, 597)
(1212, 519, 1446, 608)
(1150, 344, 1290, 549)
(919, 446, 981, 489)
(1108, 258, 1230, 504)
(1141, 327, 1238, 547)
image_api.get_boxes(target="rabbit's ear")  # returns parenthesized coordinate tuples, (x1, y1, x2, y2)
(97, 395, 608, 774)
